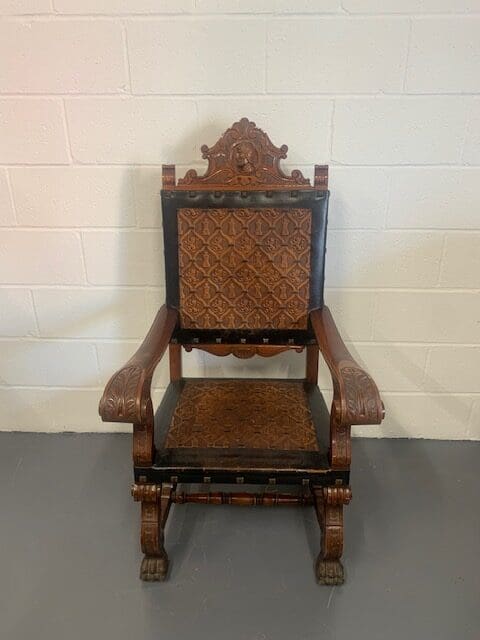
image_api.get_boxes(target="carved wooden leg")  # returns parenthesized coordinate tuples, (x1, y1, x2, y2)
(313, 486, 352, 586)
(132, 483, 173, 582)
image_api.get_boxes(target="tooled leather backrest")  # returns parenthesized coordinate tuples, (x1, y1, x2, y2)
(161, 118, 329, 332)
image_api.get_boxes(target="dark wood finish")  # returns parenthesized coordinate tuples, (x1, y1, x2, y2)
(183, 343, 304, 358)
(314, 164, 329, 190)
(169, 343, 182, 381)
(306, 344, 319, 385)
(171, 117, 317, 191)
(172, 491, 313, 506)
(133, 482, 173, 581)
(132, 485, 313, 506)
(99, 118, 384, 583)
(313, 485, 352, 585)
(162, 164, 175, 189)
(98, 305, 177, 465)
(310, 306, 384, 468)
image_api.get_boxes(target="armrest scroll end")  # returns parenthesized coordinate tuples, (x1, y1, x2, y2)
(99, 364, 150, 424)
(98, 305, 178, 424)
(335, 361, 384, 427)
(310, 307, 384, 427)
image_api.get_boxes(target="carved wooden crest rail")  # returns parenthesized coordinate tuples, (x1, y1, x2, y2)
(162, 117, 328, 191)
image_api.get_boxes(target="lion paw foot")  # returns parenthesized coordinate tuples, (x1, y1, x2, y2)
(140, 555, 168, 582)
(315, 559, 344, 585)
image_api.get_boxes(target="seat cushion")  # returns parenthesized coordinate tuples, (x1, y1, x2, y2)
(164, 379, 319, 451)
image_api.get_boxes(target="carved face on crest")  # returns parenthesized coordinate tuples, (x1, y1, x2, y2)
(232, 141, 257, 174)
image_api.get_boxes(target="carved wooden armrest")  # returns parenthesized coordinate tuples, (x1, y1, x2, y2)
(310, 307, 384, 467)
(310, 307, 384, 425)
(99, 305, 178, 425)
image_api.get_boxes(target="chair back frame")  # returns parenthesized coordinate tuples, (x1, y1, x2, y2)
(160, 118, 330, 349)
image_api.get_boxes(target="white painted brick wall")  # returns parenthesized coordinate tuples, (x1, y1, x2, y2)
(127, 19, 266, 94)
(464, 103, 480, 164)
(0, 169, 15, 225)
(0, 99, 69, 164)
(1, 230, 85, 284)
(0, 20, 127, 94)
(267, 18, 409, 93)
(10, 168, 136, 227)
(64, 98, 199, 164)
(0, 4, 479, 440)
(406, 18, 480, 93)
(332, 98, 471, 165)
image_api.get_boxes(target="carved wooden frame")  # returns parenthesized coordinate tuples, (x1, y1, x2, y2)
(98, 117, 384, 585)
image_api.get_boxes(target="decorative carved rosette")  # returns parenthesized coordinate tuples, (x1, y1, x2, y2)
(174, 118, 312, 190)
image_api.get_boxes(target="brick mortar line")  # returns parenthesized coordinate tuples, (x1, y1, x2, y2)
(3, 13, 480, 19)
(77, 232, 89, 284)
(263, 16, 268, 95)
(0, 286, 478, 293)
(6, 227, 480, 233)
(402, 17, 413, 92)
(0, 384, 479, 397)
(3, 169, 18, 225)
(60, 99, 73, 164)
(121, 20, 133, 94)
(436, 234, 448, 286)
(422, 346, 433, 392)
(2, 337, 479, 347)
(2, 163, 480, 168)
(28, 289, 41, 337)
(1, 93, 479, 98)
(369, 291, 379, 341)
(466, 401, 476, 436)
(0, 284, 477, 293)
(4, 227, 480, 232)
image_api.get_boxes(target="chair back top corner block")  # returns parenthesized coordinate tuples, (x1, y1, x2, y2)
(160, 118, 330, 334)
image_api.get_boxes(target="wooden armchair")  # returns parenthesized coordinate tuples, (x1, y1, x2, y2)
(99, 118, 384, 585)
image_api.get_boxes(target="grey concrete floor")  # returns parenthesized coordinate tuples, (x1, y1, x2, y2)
(1, 433, 478, 640)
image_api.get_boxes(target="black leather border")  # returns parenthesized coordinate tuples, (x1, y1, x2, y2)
(160, 189, 329, 316)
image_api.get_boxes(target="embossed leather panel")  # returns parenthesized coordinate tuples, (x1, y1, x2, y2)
(178, 207, 312, 329)
(164, 380, 319, 451)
